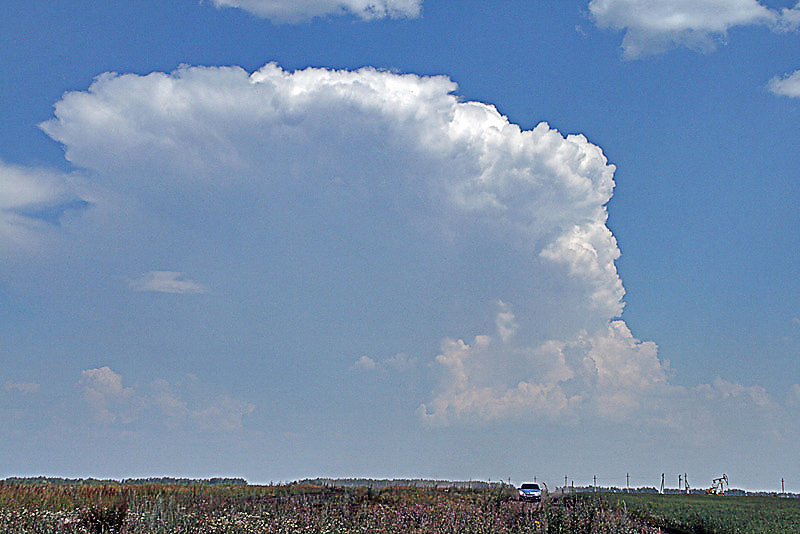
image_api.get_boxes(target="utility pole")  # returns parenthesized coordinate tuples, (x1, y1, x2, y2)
(679, 474, 682, 490)
(782, 478, 785, 493)
(594, 475, 597, 493)
(660, 473, 665, 494)
(565, 475, 568, 492)
(626, 473, 630, 493)
(685, 473, 689, 494)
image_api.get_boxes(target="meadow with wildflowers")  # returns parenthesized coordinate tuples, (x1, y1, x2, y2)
(0, 481, 657, 533)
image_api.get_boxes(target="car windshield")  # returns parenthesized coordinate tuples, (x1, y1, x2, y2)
(520, 484, 539, 490)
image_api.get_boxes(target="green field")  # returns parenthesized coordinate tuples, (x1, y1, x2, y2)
(602, 492, 800, 534)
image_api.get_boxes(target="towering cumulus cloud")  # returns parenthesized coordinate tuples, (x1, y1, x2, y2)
(211, 0, 422, 22)
(40, 63, 669, 424)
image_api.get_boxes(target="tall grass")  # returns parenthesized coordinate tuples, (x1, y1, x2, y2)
(0, 482, 657, 533)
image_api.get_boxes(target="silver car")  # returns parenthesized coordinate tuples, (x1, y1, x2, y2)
(518, 483, 541, 502)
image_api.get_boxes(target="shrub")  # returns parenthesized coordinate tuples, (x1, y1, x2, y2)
(79, 494, 129, 533)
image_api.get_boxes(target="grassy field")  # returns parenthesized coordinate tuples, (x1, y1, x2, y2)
(602, 492, 800, 534)
(2, 481, 798, 533)
(0, 482, 656, 533)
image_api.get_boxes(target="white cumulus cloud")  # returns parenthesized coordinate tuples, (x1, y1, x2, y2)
(695, 377, 773, 408)
(418, 333, 576, 423)
(80, 366, 137, 424)
(589, 0, 783, 57)
(211, 0, 421, 22)
(81, 368, 253, 431)
(768, 70, 800, 98)
(353, 356, 378, 370)
(779, 2, 800, 31)
(419, 310, 666, 424)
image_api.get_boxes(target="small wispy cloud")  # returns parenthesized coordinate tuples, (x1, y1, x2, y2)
(779, 3, 800, 31)
(495, 301, 519, 344)
(5, 380, 40, 394)
(385, 353, 418, 371)
(769, 71, 800, 98)
(210, 0, 422, 23)
(151, 379, 254, 432)
(787, 384, 800, 407)
(0, 159, 89, 250)
(129, 271, 208, 294)
(352, 353, 418, 372)
(353, 356, 378, 371)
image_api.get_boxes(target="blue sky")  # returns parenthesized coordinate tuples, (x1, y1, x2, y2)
(1, 0, 799, 492)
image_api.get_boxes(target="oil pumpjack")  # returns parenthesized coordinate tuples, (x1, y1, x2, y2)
(706, 474, 728, 495)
